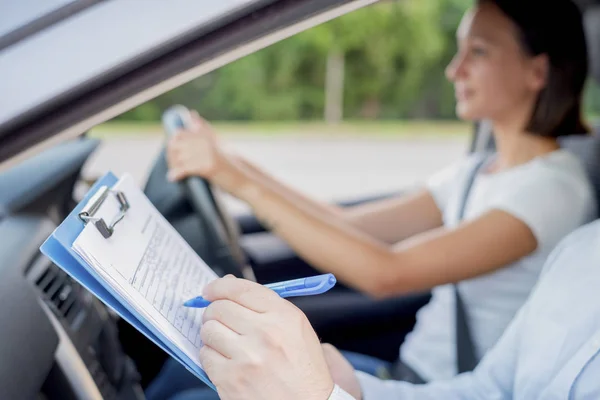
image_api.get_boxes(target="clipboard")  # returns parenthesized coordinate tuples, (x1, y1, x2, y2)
(39, 171, 216, 391)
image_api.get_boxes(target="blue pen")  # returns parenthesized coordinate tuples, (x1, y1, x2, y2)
(183, 273, 337, 308)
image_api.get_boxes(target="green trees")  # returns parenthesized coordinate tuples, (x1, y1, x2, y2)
(119, 0, 600, 123)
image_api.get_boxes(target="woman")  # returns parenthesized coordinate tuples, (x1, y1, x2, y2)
(146, 0, 596, 398)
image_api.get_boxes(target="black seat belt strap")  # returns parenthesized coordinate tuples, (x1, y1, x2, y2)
(454, 154, 488, 374)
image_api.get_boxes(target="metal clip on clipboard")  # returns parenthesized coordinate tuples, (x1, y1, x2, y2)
(78, 185, 130, 238)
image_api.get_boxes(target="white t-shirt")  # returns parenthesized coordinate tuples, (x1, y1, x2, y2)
(399, 149, 597, 382)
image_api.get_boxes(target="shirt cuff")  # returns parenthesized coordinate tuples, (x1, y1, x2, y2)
(355, 370, 415, 399)
(356, 371, 383, 399)
(328, 384, 357, 400)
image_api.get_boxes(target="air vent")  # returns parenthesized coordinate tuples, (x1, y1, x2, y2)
(27, 254, 84, 328)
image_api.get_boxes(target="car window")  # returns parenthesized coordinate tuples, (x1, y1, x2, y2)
(86, 0, 600, 214)
(585, 78, 600, 127)
(85, 0, 600, 215)
(83, 1, 473, 214)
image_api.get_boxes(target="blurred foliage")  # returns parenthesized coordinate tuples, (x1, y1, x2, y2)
(118, 0, 600, 123)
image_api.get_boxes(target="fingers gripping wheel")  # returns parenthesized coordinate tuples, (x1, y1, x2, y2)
(161, 105, 255, 281)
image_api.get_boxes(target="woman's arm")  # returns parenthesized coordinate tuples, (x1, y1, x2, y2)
(166, 114, 536, 297)
(216, 156, 537, 296)
(234, 155, 444, 244)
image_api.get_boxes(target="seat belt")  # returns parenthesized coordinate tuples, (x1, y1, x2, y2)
(454, 153, 489, 374)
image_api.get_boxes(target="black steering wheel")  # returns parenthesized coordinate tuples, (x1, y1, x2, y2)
(177, 172, 255, 280)
(143, 105, 255, 281)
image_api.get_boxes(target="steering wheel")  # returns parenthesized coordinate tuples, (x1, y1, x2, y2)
(154, 105, 256, 281)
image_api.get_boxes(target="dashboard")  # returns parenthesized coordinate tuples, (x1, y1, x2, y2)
(0, 213, 146, 399)
(0, 138, 146, 399)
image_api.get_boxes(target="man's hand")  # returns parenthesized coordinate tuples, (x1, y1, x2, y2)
(321, 344, 362, 399)
(198, 275, 335, 400)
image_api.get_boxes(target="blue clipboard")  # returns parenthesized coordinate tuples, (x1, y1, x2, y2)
(39, 171, 216, 391)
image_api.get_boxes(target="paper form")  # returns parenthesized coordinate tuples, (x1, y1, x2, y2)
(72, 174, 219, 367)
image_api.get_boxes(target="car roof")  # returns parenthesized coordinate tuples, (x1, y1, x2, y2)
(0, 0, 268, 130)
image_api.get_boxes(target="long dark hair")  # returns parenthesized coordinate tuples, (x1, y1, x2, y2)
(478, 0, 589, 136)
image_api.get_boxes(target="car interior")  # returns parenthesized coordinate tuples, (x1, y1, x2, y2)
(2, 0, 600, 399)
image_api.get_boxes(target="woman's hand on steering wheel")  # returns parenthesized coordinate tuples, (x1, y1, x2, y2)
(166, 111, 232, 182)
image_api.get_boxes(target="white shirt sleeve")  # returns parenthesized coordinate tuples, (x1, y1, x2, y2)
(328, 384, 357, 400)
(484, 165, 595, 251)
(425, 157, 472, 214)
(350, 230, 591, 399)
(354, 302, 531, 400)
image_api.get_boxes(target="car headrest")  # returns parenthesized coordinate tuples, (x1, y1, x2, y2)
(584, 5, 600, 83)
(559, 131, 600, 204)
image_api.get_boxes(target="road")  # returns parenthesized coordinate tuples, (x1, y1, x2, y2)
(82, 134, 467, 212)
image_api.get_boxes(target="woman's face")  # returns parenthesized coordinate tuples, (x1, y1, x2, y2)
(445, 2, 547, 124)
